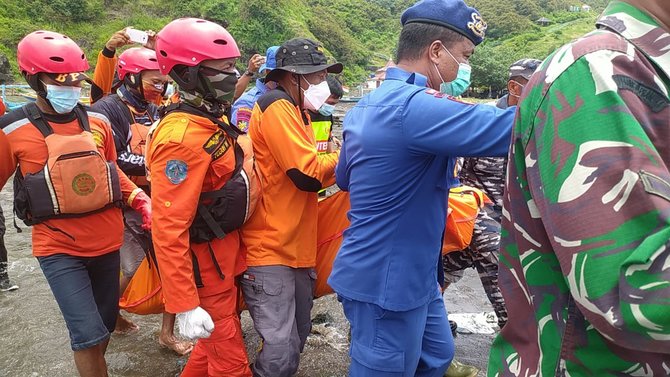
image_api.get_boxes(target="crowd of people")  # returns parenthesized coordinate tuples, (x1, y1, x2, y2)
(0, 0, 668, 376)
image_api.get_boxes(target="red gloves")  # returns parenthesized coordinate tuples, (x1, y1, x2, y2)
(131, 191, 152, 230)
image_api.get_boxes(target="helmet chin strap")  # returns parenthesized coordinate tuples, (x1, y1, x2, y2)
(25, 73, 57, 113)
(295, 74, 305, 110)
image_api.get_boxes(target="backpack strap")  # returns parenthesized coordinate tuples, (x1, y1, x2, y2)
(72, 104, 91, 132)
(23, 102, 91, 136)
(22, 103, 53, 137)
(199, 142, 245, 200)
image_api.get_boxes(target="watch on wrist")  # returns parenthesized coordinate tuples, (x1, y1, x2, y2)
(244, 70, 254, 77)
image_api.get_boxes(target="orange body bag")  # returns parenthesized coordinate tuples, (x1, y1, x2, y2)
(119, 255, 164, 315)
(442, 185, 491, 254)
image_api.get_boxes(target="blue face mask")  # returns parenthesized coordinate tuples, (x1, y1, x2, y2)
(318, 103, 336, 117)
(436, 47, 472, 97)
(44, 84, 82, 114)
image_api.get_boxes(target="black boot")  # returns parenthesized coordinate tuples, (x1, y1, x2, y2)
(449, 320, 458, 337)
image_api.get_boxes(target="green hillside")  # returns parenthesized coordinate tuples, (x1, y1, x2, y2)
(0, 0, 604, 88)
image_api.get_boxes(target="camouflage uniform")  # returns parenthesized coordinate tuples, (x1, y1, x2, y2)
(443, 97, 509, 329)
(489, 2, 670, 375)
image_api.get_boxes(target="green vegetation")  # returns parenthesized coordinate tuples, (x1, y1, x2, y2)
(0, 0, 605, 91)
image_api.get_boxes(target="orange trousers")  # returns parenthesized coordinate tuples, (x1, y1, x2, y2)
(180, 286, 252, 377)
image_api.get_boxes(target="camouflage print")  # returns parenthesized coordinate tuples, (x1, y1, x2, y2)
(461, 156, 507, 211)
(443, 204, 508, 328)
(489, 1, 670, 376)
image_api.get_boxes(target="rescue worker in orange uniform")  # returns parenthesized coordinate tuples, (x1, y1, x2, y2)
(90, 47, 194, 355)
(0, 31, 151, 377)
(91, 28, 158, 100)
(147, 18, 259, 376)
(241, 38, 342, 377)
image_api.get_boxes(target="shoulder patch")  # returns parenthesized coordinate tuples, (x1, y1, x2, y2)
(235, 107, 253, 133)
(165, 159, 188, 184)
(203, 130, 231, 160)
(424, 89, 474, 105)
(91, 129, 105, 148)
(257, 89, 295, 112)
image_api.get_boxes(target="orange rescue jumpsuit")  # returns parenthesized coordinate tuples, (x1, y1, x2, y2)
(146, 110, 251, 377)
(91, 48, 118, 102)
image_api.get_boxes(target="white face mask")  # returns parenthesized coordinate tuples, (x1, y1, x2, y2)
(508, 80, 525, 98)
(301, 77, 331, 111)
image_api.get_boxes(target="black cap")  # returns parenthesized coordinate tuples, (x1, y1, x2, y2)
(508, 59, 542, 80)
(266, 38, 343, 82)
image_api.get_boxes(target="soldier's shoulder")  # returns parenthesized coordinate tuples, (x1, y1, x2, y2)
(535, 29, 631, 88)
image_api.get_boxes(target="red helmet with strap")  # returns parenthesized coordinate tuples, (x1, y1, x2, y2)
(18, 30, 89, 75)
(117, 47, 160, 80)
(155, 18, 240, 75)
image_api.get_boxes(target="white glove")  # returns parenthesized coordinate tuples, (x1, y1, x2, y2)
(177, 306, 215, 340)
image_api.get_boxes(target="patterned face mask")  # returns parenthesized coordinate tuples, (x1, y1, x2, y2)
(141, 80, 166, 105)
(198, 66, 238, 105)
(179, 66, 238, 117)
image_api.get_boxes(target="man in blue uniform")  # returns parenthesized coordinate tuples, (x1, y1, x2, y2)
(230, 45, 279, 132)
(328, 0, 516, 375)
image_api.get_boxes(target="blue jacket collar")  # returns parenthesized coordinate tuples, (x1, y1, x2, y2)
(256, 79, 269, 95)
(385, 67, 428, 87)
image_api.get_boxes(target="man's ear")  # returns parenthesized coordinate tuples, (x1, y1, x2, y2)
(428, 40, 443, 65)
(289, 73, 299, 86)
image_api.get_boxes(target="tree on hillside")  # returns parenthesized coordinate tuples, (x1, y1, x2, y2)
(231, 0, 292, 55)
(470, 44, 514, 93)
(25, 0, 98, 23)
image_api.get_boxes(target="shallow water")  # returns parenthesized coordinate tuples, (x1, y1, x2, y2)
(0, 183, 355, 377)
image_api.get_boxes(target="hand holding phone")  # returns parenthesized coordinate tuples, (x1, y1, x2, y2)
(126, 28, 149, 45)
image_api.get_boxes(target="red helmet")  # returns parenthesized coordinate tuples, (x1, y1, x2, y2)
(117, 47, 160, 80)
(17, 30, 89, 75)
(155, 18, 240, 75)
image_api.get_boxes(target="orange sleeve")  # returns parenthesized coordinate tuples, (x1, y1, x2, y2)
(260, 100, 339, 188)
(0, 130, 17, 190)
(91, 49, 118, 100)
(90, 117, 139, 202)
(147, 136, 211, 314)
(0, 99, 6, 115)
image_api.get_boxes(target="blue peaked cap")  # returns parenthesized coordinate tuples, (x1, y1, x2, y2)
(401, 0, 487, 45)
(260, 46, 280, 73)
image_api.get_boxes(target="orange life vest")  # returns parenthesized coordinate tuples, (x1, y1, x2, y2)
(128, 122, 150, 187)
(13, 103, 123, 225)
